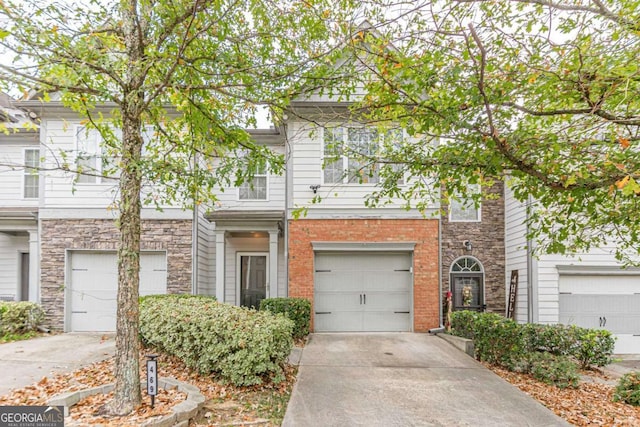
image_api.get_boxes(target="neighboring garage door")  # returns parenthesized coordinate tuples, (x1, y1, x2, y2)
(314, 252, 412, 332)
(69, 251, 167, 332)
(559, 274, 640, 354)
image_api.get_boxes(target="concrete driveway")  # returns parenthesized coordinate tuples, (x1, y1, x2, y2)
(283, 333, 569, 427)
(0, 333, 115, 396)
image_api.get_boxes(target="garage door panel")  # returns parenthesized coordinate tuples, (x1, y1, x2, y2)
(364, 291, 410, 311)
(315, 311, 363, 332)
(314, 252, 413, 332)
(70, 251, 167, 332)
(363, 272, 411, 292)
(315, 272, 362, 292)
(315, 292, 361, 312)
(559, 274, 640, 354)
(362, 312, 410, 332)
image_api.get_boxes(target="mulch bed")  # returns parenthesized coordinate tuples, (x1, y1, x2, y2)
(486, 364, 640, 426)
(0, 346, 296, 426)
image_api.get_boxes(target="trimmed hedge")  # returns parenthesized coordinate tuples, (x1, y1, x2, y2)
(0, 301, 45, 335)
(450, 311, 615, 369)
(140, 295, 293, 386)
(259, 298, 311, 339)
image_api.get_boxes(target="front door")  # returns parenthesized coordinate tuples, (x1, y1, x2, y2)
(237, 253, 268, 309)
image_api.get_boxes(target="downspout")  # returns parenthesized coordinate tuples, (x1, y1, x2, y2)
(191, 151, 198, 295)
(438, 213, 443, 327)
(526, 195, 533, 323)
(283, 122, 290, 296)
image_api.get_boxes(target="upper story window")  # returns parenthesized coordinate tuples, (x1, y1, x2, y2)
(76, 125, 121, 184)
(322, 126, 404, 185)
(449, 184, 481, 222)
(238, 164, 268, 200)
(23, 149, 39, 199)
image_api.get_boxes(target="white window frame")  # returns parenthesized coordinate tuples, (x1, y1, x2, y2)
(75, 125, 104, 184)
(321, 126, 404, 186)
(22, 148, 39, 199)
(236, 167, 269, 201)
(449, 184, 481, 222)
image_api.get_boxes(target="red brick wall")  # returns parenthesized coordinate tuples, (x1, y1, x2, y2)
(288, 219, 439, 332)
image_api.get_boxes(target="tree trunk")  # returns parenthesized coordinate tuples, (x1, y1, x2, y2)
(106, 1, 147, 414)
(107, 112, 144, 415)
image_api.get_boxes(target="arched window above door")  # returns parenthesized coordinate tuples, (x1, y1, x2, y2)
(450, 257, 484, 273)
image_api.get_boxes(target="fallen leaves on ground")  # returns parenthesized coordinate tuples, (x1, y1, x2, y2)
(486, 364, 640, 426)
(0, 343, 297, 427)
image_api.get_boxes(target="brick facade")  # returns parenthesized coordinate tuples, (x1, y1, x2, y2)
(441, 182, 505, 314)
(288, 219, 439, 332)
(40, 218, 192, 330)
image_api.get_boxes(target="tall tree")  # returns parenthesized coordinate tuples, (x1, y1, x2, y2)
(336, 0, 640, 262)
(0, 0, 354, 414)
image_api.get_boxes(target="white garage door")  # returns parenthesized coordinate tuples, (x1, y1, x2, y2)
(559, 274, 640, 354)
(69, 251, 167, 332)
(314, 252, 412, 332)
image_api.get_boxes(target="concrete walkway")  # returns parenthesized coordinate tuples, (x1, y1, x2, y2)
(0, 333, 115, 396)
(283, 333, 569, 427)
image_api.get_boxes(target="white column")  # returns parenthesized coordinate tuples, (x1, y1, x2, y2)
(268, 230, 278, 299)
(28, 230, 39, 303)
(215, 230, 226, 302)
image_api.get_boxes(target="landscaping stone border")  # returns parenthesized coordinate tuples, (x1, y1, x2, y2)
(48, 377, 205, 427)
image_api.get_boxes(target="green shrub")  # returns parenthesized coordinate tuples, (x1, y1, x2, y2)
(259, 298, 311, 340)
(572, 328, 615, 369)
(0, 301, 45, 334)
(472, 313, 526, 365)
(613, 372, 640, 406)
(529, 352, 580, 389)
(139, 293, 216, 304)
(140, 295, 293, 386)
(450, 310, 479, 339)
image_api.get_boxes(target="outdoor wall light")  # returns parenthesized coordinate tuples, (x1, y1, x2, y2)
(463, 240, 473, 251)
(310, 184, 321, 194)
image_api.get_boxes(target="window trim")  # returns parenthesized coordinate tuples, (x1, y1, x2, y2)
(22, 148, 39, 199)
(74, 124, 104, 184)
(448, 185, 482, 222)
(236, 170, 270, 201)
(449, 256, 485, 311)
(320, 126, 405, 186)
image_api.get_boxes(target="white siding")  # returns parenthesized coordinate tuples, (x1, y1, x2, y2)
(0, 138, 40, 208)
(213, 145, 286, 212)
(288, 121, 435, 217)
(0, 234, 28, 299)
(196, 206, 215, 296)
(504, 185, 530, 323)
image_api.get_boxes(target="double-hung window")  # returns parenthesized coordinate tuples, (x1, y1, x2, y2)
(238, 161, 268, 201)
(75, 126, 120, 183)
(323, 126, 403, 185)
(449, 184, 481, 222)
(23, 149, 39, 199)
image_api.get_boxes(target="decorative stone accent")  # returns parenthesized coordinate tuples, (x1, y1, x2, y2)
(441, 182, 506, 314)
(48, 377, 205, 427)
(288, 218, 440, 332)
(40, 219, 193, 330)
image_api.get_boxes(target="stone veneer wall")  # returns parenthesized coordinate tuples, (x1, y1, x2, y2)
(288, 219, 440, 332)
(441, 182, 506, 314)
(40, 219, 192, 330)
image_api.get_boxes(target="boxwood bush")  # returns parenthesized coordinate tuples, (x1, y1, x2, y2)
(0, 301, 45, 334)
(259, 297, 311, 340)
(140, 294, 293, 386)
(450, 311, 615, 370)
